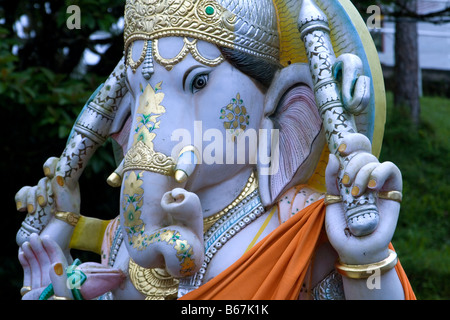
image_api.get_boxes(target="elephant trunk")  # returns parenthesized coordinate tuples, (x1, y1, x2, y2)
(119, 142, 203, 278)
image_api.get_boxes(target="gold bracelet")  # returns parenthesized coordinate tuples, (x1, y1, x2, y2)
(324, 194, 342, 206)
(335, 249, 398, 279)
(378, 191, 403, 203)
(55, 211, 81, 227)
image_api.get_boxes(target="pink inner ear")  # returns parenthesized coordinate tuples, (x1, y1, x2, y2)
(270, 84, 322, 201)
(111, 115, 132, 157)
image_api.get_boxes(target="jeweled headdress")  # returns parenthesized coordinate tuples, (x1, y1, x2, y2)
(124, 0, 280, 66)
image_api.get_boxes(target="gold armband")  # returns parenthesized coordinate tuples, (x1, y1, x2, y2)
(335, 249, 398, 279)
(56, 212, 110, 254)
(69, 216, 111, 255)
(324, 194, 342, 206)
(55, 211, 81, 227)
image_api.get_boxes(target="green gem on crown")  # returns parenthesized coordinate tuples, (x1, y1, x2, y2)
(205, 6, 215, 15)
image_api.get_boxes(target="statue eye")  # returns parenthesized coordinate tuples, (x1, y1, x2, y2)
(191, 74, 209, 93)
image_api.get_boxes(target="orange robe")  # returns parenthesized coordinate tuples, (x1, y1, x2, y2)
(180, 199, 416, 300)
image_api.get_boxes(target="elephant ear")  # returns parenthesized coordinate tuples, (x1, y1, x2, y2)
(258, 64, 325, 207)
(258, 0, 387, 206)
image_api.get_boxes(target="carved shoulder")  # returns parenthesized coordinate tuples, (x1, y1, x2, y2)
(277, 185, 324, 223)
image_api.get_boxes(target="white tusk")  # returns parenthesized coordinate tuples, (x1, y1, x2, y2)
(174, 146, 199, 183)
(107, 159, 125, 188)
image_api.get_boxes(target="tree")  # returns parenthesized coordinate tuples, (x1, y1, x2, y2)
(0, 0, 124, 75)
(393, 0, 420, 127)
(353, 0, 450, 127)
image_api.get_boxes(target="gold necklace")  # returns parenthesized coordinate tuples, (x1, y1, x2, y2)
(203, 171, 258, 231)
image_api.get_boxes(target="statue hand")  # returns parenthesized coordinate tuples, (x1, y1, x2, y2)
(16, 154, 82, 215)
(324, 133, 402, 265)
(15, 156, 81, 247)
(19, 234, 125, 300)
(15, 157, 59, 246)
(15, 157, 58, 215)
(18, 233, 73, 300)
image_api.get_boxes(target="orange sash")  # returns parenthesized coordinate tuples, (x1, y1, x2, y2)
(180, 199, 416, 300)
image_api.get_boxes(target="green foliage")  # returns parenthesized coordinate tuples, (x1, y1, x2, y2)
(380, 92, 450, 300)
(1, 0, 124, 75)
(1, 27, 95, 139)
(1, 25, 118, 181)
(0, 23, 118, 300)
(54, 0, 124, 34)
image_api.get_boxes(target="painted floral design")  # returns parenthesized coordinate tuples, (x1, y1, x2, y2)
(122, 171, 145, 233)
(220, 93, 250, 138)
(134, 82, 165, 148)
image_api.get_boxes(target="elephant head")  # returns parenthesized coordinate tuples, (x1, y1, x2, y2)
(105, 0, 326, 277)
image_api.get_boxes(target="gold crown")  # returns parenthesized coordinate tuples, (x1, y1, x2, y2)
(124, 0, 279, 64)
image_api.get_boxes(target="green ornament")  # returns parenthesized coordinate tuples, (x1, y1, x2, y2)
(205, 6, 215, 15)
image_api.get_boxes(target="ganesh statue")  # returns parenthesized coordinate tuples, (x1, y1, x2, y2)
(15, 0, 416, 300)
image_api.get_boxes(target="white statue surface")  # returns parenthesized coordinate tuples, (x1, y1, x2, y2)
(15, 0, 416, 300)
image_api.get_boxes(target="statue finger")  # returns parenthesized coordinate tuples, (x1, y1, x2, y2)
(338, 133, 372, 156)
(41, 235, 69, 268)
(29, 234, 52, 285)
(21, 241, 42, 289)
(49, 262, 73, 300)
(26, 186, 39, 214)
(36, 177, 49, 207)
(43, 157, 59, 179)
(15, 186, 31, 212)
(350, 162, 379, 197)
(368, 161, 402, 192)
(341, 152, 379, 187)
(18, 249, 32, 293)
